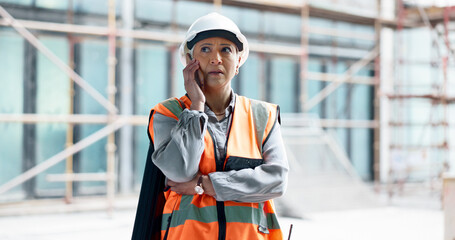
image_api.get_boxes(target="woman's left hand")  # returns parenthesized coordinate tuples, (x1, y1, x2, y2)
(167, 174, 216, 196)
(167, 173, 201, 195)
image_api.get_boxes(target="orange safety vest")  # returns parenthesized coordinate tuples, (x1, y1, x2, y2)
(149, 94, 283, 240)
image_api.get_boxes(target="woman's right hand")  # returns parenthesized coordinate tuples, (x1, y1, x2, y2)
(184, 54, 205, 111)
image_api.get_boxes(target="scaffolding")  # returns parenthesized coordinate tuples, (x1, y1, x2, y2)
(383, 0, 454, 199)
(0, 0, 453, 211)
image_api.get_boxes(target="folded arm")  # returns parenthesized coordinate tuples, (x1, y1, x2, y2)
(152, 109, 207, 182)
(209, 121, 289, 202)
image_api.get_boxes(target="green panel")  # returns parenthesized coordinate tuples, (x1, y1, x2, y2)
(35, 37, 69, 192)
(270, 57, 296, 113)
(79, 40, 108, 189)
(162, 204, 280, 231)
(239, 53, 260, 100)
(0, 33, 24, 194)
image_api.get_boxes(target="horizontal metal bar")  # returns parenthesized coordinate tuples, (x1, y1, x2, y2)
(308, 25, 376, 41)
(0, 7, 118, 114)
(0, 18, 374, 58)
(0, 114, 148, 125)
(0, 118, 126, 195)
(282, 118, 378, 128)
(306, 72, 375, 85)
(319, 119, 378, 128)
(46, 173, 114, 182)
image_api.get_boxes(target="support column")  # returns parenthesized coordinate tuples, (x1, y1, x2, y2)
(22, 40, 37, 199)
(119, 0, 134, 194)
(300, 1, 309, 112)
(379, 0, 395, 183)
(106, 0, 118, 214)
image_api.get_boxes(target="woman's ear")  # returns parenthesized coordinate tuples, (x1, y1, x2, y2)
(235, 56, 242, 75)
(185, 53, 193, 65)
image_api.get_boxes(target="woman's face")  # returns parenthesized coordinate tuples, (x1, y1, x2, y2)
(192, 37, 241, 90)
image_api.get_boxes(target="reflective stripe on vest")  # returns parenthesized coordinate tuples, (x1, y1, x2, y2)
(149, 95, 283, 240)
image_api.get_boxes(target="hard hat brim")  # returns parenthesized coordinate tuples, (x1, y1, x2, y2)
(186, 29, 244, 52)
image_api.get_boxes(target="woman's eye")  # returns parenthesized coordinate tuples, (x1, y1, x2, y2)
(222, 47, 232, 53)
(201, 47, 210, 53)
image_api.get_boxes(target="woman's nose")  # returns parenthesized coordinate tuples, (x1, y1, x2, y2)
(210, 52, 222, 64)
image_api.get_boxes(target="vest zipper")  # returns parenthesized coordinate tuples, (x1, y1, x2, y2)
(163, 197, 179, 240)
(208, 128, 227, 240)
(163, 214, 172, 240)
(216, 201, 226, 240)
(208, 103, 235, 240)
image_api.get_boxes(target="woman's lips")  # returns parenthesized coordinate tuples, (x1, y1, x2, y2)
(208, 70, 223, 74)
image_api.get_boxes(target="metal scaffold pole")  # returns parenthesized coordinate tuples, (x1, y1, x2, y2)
(0, 5, 118, 114)
(106, 0, 117, 215)
(119, 0, 134, 195)
(65, 0, 75, 204)
(373, 0, 382, 186)
(300, 0, 309, 112)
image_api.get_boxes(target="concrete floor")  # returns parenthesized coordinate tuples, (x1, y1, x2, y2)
(0, 206, 443, 240)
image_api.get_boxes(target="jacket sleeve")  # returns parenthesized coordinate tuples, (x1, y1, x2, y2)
(151, 109, 208, 182)
(208, 118, 289, 203)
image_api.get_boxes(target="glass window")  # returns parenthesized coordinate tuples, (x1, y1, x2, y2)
(136, 0, 173, 22)
(324, 60, 347, 119)
(351, 128, 372, 180)
(350, 84, 373, 120)
(0, 0, 32, 5)
(308, 17, 333, 44)
(264, 12, 301, 39)
(334, 21, 355, 47)
(174, 50, 186, 97)
(236, 8, 260, 35)
(176, 1, 212, 27)
(306, 57, 324, 115)
(35, 0, 67, 10)
(73, 0, 121, 15)
(238, 53, 261, 100)
(35, 37, 69, 194)
(269, 57, 297, 113)
(221, 6, 241, 24)
(0, 32, 24, 196)
(78, 40, 109, 190)
(135, 44, 168, 115)
(134, 44, 168, 187)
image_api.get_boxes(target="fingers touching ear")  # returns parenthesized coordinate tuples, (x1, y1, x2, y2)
(185, 53, 192, 65)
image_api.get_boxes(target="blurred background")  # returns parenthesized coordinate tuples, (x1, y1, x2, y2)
(0, 0, 454, 239)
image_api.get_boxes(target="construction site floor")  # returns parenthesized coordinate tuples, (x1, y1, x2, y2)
(0, 205, 442, 240)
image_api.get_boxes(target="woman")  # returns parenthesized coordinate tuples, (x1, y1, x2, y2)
(139, 12, 288, 240)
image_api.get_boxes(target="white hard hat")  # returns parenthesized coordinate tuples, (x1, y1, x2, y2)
(179, 12, 249, 67)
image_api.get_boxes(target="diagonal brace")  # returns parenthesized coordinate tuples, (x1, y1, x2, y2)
(0, 5, 118, 114)
(303, 46, 379, 112)
(0, 118, 126, 195)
